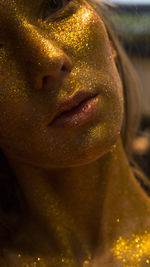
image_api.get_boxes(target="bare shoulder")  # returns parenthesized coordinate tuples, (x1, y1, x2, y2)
(92, 250, 150, 267)
(92, 226, 150, 267)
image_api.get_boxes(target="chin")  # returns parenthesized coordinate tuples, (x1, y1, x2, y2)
(42, 132, 120, 169)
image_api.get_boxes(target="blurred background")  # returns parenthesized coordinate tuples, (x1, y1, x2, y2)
(103, 0, 150, 183)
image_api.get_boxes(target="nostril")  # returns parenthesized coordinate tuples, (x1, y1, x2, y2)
(61, 64, 69, 72)
(43, 76, 48, 86)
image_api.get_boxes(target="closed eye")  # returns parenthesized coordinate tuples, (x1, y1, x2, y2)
(42, 0, 73, 20)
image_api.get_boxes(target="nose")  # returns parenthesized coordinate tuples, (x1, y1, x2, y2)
(14, 23, 72, 91)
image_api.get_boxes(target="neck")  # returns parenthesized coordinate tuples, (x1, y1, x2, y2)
(6, 138, 150, 261)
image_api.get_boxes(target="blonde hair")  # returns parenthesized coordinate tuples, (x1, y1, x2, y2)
(91, 0, 150, 189)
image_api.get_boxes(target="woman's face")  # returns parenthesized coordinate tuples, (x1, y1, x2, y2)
(0, 0, 124, 168)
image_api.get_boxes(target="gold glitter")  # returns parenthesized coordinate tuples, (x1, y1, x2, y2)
(0, 0, 123, 167)
(13, 251, 93, 266)
(83, 260, 90, 265)
(112, 231, 150, 266)
(0, 0, 125, 266)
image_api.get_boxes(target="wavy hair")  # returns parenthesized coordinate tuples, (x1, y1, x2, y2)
(93, 0, 150, 190)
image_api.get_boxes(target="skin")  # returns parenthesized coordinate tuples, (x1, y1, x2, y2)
(0, 0, 150, 266)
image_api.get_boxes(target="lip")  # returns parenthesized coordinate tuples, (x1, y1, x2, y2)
(49, 92, 100, 128)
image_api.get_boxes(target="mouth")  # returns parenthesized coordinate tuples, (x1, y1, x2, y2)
(49, 91, 100, 128)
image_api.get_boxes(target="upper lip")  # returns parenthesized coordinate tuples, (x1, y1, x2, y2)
(49, 90, 99, 126)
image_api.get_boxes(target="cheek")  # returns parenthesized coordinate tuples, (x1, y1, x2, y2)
(0, 55, 32, 149)
(0, 50, 28, 100)
(39, 2, 111, 62)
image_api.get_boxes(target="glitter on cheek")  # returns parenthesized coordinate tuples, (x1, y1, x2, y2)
(37, 2, 105, 60)
(0, 45, 29, 104)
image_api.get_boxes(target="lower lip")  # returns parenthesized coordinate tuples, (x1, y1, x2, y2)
(50, 94, 100, 128)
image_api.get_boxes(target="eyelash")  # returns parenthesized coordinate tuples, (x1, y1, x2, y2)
(42, 0, 79, 21)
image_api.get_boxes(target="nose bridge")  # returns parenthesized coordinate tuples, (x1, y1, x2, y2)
(10, 17, 72, 90)
(15, 20, 64, 71)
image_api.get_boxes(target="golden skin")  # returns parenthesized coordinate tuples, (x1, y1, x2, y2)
(0, 0, 123, 167)
(0, 0, 150, 266)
